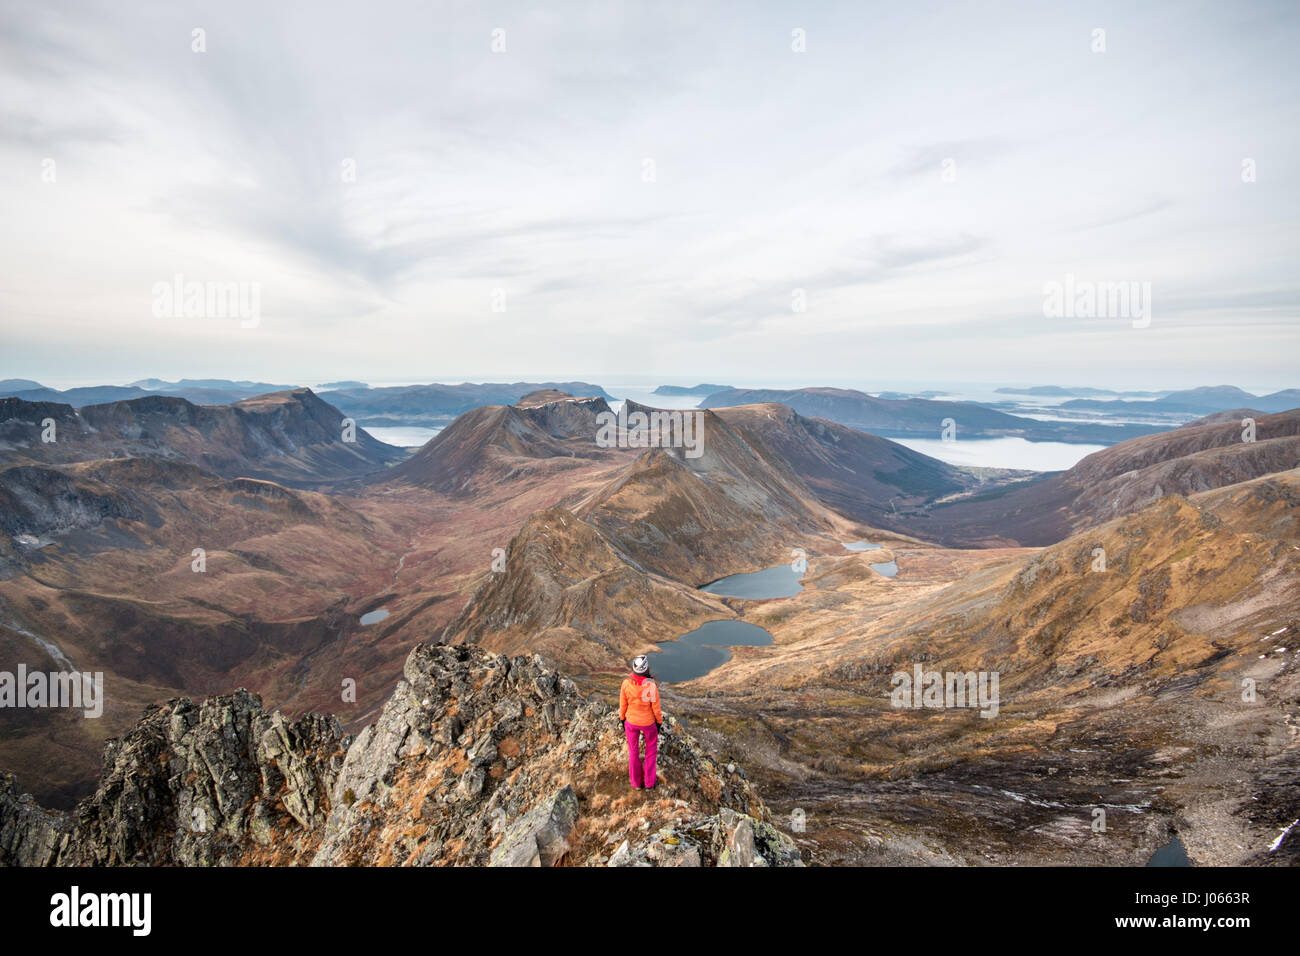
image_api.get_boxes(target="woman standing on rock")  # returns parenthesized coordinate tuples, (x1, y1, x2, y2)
(620, 655, 664, 790)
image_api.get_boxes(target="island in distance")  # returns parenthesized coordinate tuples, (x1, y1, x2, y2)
(652, 383, 734, 397)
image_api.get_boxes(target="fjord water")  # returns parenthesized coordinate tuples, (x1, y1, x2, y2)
(652, 620, 774, 683)
(364, 425, 443, 448)
(895, 436, 1105, 471)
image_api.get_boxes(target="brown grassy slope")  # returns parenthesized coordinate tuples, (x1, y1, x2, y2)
(711, 403, 976, 525)
(442, 401, 927, 672)
(0, 402, 643, 806)
(673, 470, 1300, 864)
(442, 506, 737, 670)
(384, 396, 614, 495)
(574, 404, 855, 584)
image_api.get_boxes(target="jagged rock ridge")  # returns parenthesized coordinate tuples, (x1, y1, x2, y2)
(0, 644, 801, 867)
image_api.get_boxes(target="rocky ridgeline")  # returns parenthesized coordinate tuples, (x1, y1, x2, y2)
(0, 644, 801, 867)
(0, 690, 345, 866)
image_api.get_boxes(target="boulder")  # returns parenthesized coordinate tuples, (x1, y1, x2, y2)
(489, 785, 579, 867)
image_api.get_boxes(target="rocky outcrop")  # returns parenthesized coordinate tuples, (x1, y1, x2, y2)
(309, 643, 798, 866)
(606, 807, 804, 868)
(0, 773, 72, 866)
(488, 785, 579, 866)
(0, 645, 801, 867)
(0, 465, 143, 543)
(3, 690, 348, 866)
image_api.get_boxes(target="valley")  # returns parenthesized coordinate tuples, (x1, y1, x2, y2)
(1, 382, 1297, 868)
(660, 474, 1300, 865)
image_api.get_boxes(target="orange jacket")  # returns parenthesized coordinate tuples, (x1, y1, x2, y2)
(619, 674, 663, 726)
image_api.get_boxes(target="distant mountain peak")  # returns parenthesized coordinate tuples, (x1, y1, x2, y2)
(515, 388, 577, 407)
(0, 388, 406, 485)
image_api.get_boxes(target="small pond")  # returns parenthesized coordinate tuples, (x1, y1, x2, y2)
(700, 564, 805, 599)
(870, 559, 899, 577)
(651, 620, 774, 683)
(1146, 834, 1192, 867)
(658, 548, 896, 682)
(842, 541, 898, 577)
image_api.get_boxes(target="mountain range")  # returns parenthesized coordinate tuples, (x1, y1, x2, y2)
(1, 379, 1297, 866)
(652, 384, 733, 397)
(0, 379, 616, 430)
(1055, 386, 1300, 416)
(901, 408, 1300, 546)
(699, 386, 1163, 442)
(0, 389, 404, 486)
(317, 381, 615, 428)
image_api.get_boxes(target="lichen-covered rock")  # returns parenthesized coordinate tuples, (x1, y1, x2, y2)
(605, 812, 802, 868)
(0, 690, 347, 866)
(489, 785, 579, 866)
(0, 773, 72, 866)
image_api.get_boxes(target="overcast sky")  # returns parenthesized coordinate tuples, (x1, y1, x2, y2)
(1, 0, 1297, 391)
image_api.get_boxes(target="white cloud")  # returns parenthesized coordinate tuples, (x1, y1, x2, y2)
(0, 0, 1297, 390)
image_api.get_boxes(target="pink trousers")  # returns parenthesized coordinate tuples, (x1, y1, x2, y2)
(625, 722, 658, 788)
